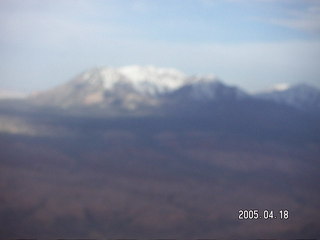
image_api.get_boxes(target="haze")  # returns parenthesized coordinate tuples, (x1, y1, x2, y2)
(1, 0, 320, 94)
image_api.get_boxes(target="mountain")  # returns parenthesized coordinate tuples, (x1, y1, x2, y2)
(1, 66, 320, 238)
(8, 65, 316, 142)
(28, 65, 247, 115)
(1, 66, 318, 120)
(256, 83, 320, 111)
(2, 66, 319, 115)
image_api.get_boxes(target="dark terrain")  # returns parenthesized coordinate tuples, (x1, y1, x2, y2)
(0, 97, 319, 239)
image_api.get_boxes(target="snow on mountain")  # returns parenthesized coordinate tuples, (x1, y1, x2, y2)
(29, 65, 320, 113)
(267, 83, 291, 92)
(29, 65, 238, 112)
(256, 83, 320, 111)
(5, 65, 319, 117)
(75, 65, 220, 95)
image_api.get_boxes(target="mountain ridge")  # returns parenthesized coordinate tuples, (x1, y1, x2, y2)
(256, 83, 320, 111)
(28, 65, 244, 112)
(8, 65, 320, 115)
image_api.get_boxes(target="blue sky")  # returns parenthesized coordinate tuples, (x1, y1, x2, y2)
(1, 0, 320, 93)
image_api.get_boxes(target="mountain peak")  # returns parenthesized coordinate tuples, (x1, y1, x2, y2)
(27, 65, 244, 114)
(256, 83, 320, 111)
(270, 83, 291, 92)
(77, 65, 219, 95)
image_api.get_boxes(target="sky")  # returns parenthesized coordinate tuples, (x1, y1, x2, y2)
(0, 0, 320, 93)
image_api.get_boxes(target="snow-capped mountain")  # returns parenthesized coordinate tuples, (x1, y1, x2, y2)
(27, 66, 320, 115)
(77, 65, 190, 95)
(29, 65, 247, 112)
(256, 83, 320, 111)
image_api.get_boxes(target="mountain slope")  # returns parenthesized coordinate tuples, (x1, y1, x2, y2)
(28, 65, 247, 114)
(17, 66, 320, 117)
(256, 84, 320, 111)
